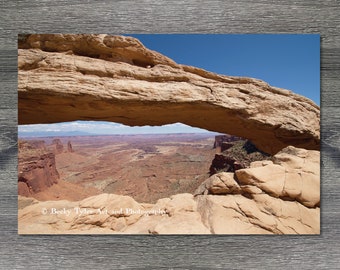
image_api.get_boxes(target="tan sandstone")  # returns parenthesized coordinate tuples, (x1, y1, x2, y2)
(18, 34, 320, 154)
(18, 146, 319, 234)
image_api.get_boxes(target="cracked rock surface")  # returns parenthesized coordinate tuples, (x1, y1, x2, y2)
(18, 34, 320, 155)
(18, 146, 319, 234)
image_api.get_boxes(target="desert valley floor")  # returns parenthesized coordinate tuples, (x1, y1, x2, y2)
(18, 133, 320, 234)
(16, 34, 320, 234)
(19, 133, 216, 204)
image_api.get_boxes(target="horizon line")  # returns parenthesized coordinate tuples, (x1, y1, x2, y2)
(18, 132, 221, 138)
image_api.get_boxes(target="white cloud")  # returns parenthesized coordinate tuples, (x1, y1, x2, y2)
(18, 121, 212, 135)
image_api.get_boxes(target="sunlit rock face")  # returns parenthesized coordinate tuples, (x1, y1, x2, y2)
(17, 34, 320, 234)
(18, 146, 319, 234)
(194, 146, 320, 234)
(18, 34, 320, 155)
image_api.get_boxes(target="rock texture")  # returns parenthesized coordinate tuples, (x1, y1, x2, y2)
(18, 193, 210, 234)
(209, 139, 271, 174)
(18, 34, 320, 154)
(52, 138, 64, 154)
(18, 146, 319, 234)
(67, 141, 73, 152)
(213, 134, 242, 150)
(18, 140, 100, 201)
(195, 146, 320, 234)
(18, 140, 59, 196)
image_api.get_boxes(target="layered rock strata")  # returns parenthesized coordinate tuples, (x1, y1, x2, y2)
(52, 138, 64, 154)
(209, 139, 271, 174)
(18, 140, 59, 196)
(18, 34, 320, 154)
(18, 146, 319, 234)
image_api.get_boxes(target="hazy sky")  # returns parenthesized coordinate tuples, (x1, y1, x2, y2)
(19, 121, 212, 136)
(19, 34, 320, 136)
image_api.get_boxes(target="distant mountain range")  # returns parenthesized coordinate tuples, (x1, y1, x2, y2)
(18, 130, 218, 138)
(18, 130, 92, 138)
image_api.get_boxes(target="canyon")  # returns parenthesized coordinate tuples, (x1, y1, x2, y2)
(18, 140, 320, 234)
(18, 139, 100, 202)
(18, 34, 320, 155)
(18, 34, 320, 234)
(19, 133, 215, 203)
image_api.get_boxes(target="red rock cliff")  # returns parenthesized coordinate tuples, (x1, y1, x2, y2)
(18, 140, 60, 196)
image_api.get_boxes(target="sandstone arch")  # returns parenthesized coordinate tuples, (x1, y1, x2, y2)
(18, 34, 320, 154)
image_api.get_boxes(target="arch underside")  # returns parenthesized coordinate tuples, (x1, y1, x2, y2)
(18, 34, 320, 155)
(18, 89, 319, 155)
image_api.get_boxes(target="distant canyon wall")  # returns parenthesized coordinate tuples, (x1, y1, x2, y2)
(18, 141, 60, 196)
(18, 146, 320, 234)
(18, 139, 73, 196)
(18, 34, 320, 155)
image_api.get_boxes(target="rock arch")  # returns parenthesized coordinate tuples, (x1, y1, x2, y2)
(18, 34, 320, 155)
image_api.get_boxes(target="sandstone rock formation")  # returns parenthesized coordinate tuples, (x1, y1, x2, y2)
(18, 140, 59, 196)
(18, 193, 210, 234)
(195, 146, 319, 234)
(52, 138, 64, 154)
(18, 34, 320, 154)
(67, 141, 73, 152)
(18, 146, 319, 234)
(18, 140, 100, 201)
(210, 139, 271, 174)
(213, 134, 242, 150)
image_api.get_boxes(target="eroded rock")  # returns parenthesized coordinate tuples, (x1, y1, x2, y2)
(17, 34, 320, 234)
(18, 140, 59, 196)
(235, 147, 320, 208)
(67, 141, 73, 152)
(52, 139, 64, 154)
(18, 146, 320, 234)
(18, 34, 320, 154)
(194, 172, 242, 195)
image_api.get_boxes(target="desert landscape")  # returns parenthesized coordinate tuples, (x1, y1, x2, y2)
(17, 34, 320, 234)
(19, 133, 217, 203)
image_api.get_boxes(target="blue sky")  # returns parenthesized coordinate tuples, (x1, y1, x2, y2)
(130, 34, 320, 104)
(19, 34, 320, 136)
